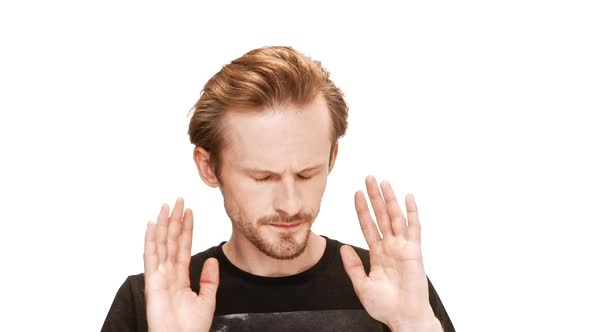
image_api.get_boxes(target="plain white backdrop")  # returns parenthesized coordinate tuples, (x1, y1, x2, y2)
(1, 0, 589, 331)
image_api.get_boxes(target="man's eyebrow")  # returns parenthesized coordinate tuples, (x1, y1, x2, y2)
(243, 164, 324, 174)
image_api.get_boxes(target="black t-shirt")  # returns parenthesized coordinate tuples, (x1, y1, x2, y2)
(102, 236, 455, 331)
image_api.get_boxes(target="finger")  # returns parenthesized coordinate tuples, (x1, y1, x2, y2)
(381, 180, 408, 238)
(156, 203, 170, 262)
(354, 191, 381, 247)
(340, 245, 368, 292)
(143, 221, 158, 274)
(166, 197, 185, 263)
(198, 257, 219, 303)
(365, 176, 394, 237)
(177, 208, 194, 268)
(406, 193, 422, 242)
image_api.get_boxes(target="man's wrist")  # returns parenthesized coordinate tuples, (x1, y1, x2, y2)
(385, 313, 443, 332)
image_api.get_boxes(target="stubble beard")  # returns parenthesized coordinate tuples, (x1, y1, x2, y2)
(224, 198, 315, 260)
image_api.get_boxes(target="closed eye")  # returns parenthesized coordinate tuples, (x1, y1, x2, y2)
(254, 176, 271, 182)
(254, 174, 314, 182)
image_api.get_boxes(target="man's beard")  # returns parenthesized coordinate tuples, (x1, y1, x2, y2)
(224, 198, 316, 260)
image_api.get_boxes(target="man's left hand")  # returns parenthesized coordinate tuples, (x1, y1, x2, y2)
(340, 176, 442, 332)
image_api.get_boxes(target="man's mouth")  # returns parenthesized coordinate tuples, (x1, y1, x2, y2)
(269, 222, 302, 230)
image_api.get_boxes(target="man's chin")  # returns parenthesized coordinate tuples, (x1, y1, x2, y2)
(260, 231, 311, 260)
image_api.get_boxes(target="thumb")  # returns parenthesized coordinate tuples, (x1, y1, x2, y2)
(198, 257, 219, 301)
(340, 245, 368, 289)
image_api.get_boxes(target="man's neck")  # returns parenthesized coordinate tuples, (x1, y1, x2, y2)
(221, 232, 327, 277)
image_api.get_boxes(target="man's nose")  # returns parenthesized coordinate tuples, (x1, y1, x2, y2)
(273, 178, 302, 217)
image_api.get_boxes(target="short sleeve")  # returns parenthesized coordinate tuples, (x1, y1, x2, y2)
(428, 277, 455, 332)
(101, 275, 147, 332)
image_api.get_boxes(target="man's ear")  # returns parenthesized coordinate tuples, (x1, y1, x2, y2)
(328, 143, 339, 173)
(193, 147, 221, 188)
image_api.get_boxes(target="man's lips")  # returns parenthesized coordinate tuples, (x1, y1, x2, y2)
(268, 222, 302, 230)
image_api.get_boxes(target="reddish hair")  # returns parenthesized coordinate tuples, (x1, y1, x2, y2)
(188, 46, 348, 179)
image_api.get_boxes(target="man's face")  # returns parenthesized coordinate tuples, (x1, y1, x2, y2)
(218, 95, 335, 260)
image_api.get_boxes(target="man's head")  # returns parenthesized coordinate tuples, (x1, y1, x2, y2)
(188, 46, 348, 259)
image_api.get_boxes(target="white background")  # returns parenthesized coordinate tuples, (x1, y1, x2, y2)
(1, 1, 589, 331)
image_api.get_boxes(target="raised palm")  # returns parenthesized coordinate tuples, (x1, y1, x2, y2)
(143, 198, 219, 332)
(340, 176, 441, 331)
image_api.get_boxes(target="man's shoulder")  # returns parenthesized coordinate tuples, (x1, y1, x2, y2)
(323, 236, 371, 273)
(102, 245, 221, 331)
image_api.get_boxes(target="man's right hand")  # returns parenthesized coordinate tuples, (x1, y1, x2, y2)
(143, 197, 219, 332)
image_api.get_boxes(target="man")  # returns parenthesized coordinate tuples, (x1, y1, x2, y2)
(102, 46, 455, 332)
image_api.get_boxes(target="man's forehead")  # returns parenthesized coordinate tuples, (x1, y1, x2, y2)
(221, 96, 333, 167)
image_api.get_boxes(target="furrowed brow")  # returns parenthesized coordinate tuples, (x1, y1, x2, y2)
(243, 164, 323, 174)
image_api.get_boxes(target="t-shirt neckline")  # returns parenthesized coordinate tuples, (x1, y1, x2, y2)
(214, 235, 338, 285)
